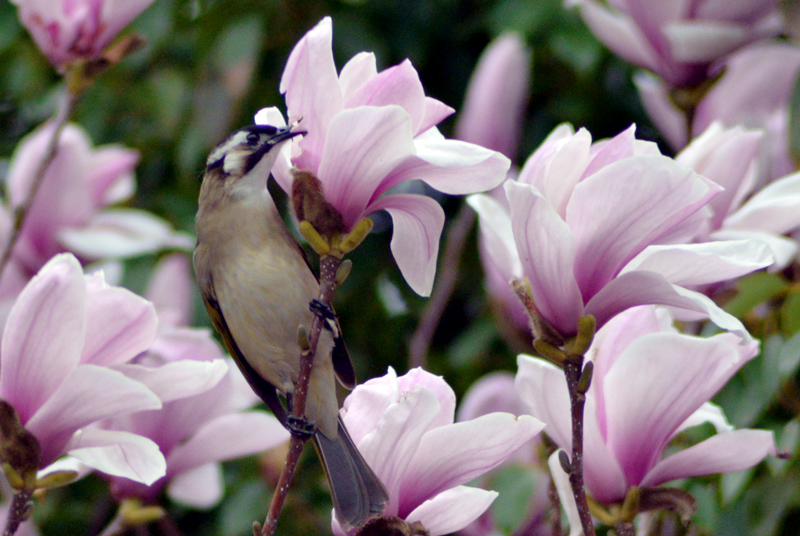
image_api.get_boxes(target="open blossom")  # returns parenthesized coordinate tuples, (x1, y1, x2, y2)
(636, 42, 800, 183)
(468, 124, 770, 338)
(10, 0, 156, 67)
(105, 253, 290, 507)
(256, 17, 509, 296)
(516, 306, 776, 510)
(568, 0, 782, 87)
(0, 253, 165, 483)
(675, 123, 800, 270)
(332, 367, 543, 536)
(5, 122, 193, 277)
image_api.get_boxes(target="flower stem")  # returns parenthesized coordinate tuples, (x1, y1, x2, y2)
(408, 203, 475, 368)
(564, 354, 596, 536)
(614, 521, 635, 536)
(3, 489, 33, 536)
(261, 254, 342, 536)
(0, 87, 78, 279)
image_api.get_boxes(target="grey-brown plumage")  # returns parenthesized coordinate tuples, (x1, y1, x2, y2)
(193, 124, 387, 529)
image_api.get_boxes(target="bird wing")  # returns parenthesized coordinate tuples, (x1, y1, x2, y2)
(199, 273, 288, 426)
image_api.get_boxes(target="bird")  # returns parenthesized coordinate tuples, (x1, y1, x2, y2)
(193, 122, 388, 529)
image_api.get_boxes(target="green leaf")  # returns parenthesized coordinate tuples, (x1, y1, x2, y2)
(723, 271, 788, 318)
(490, 464, 539, 533)
(781, 288, 800, 337)
(789, 67, 800, 166)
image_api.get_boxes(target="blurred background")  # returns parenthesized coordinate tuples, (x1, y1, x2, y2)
(1, 0, 798, 535)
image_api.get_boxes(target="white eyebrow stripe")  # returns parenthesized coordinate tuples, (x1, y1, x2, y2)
(206, 131, 250, 166)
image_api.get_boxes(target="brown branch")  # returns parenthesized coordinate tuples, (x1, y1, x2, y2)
(563, 354, 596, 536)
(3, 489, 33, 536)
(260, 254, 342, 536)
(0, 88, 78, 279)
(408, 203, 475, 369)
(614, 521, 635, 536)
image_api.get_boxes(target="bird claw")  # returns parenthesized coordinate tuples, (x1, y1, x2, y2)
(286, 415, 316, 439)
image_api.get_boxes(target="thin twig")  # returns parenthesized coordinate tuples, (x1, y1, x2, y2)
(563, 354, 596, 536)
(0, 88, 78, 279)
(261, 254, 342, 536)
(3, 489, 33, 536)
(408, 203, 475, 368)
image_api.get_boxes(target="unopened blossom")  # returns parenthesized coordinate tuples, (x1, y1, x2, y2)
(517, 306, 775, 509)
(105, 253, 290, 508)
(568, 0, 782, 87)
(5, 123, 193, 276)
(0, 253, 165, 483)
(455, 33, 531, 160)
(671, 123, 800, 270)
(331, 367, 544, 536)
(10, 0, 156, 67)
(454, 33, 531, 330)
(636, 42, 800, 181)
(468, 124, 770, 338)
(257, 17, 510, 296)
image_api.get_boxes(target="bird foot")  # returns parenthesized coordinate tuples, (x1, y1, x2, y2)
(286, 415, 316, 440)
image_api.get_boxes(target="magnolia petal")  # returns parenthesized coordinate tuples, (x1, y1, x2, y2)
(254, 107, 294, 193)
(582, 125, 637, 180)
(59, 209, 194, 259)
(65, 428, 166, 485)
(146, 326, 226, 364)
(584, 263, 708, 330)
(279, 16, 343, 168)
(81, 282, 158, 366)
(673, 402, 733, 437)
(724, 171, 800, 234)
(145, 253, 193, 326)
(541, 128, 592, 218)
(505, 181, 584, 336)
(642, 430, 775, 488)
(166, 412, 289, 477)
(633, 72, 686, 150)
(357, 386, 441, 516)
(602, 333, 745, 486)
(711, 229, 798, 271)
(405, 486, 498, 536)
(377, 138, 509, 199)
(467, 193, 523, 281)
(368, 194, 444, 297)
(167, 462, 223, 509)
(548, 452, 583, 536)
(515, 356, 572, 449)
(27, 365, 161, 465)
(622, 240, 772, 287)
(576, 0, 659, 73)
(399, 414, 543, 513)
(663, 21, 748, 63)
(669, 285, 753, 342)
(345, 60, 428, 134)
(339, 52, 378, 102)
(87, 145, 138, 206)
(0, 254, 86, 423)
(419, 98, 455, 135)
(341, 368, 400, 447)
(395, 368, 457, 433)
(568, 155, 720, 299)
(318, 105, 416, 227)
(115, 359, 229, 404)
(457, 372, 521, 422)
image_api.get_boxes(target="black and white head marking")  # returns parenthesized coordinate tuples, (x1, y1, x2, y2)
(206, 124, 302, 178)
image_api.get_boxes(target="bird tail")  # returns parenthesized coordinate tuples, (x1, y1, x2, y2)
(314, 416, 388, 530)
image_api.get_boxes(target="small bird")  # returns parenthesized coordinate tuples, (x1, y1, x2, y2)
(193, 123, 388, 529)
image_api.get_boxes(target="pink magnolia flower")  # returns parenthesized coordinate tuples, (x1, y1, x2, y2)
(636, 42, 800, 183)
(331, 367, 544, 536)
(457, 373, 550, 536)
(516, 306, 775, 510)
(455, 33, 531, 159)
(10, 0, 156, 67)
(5, 123, 193, 276)
(256, 17, 510, 296)
(0, 253, 165, 483)
(673, 123, 800, 270)
(104, 253, 290, 508)
(568, 0, 782, 87)
(468, 124, 770, 338)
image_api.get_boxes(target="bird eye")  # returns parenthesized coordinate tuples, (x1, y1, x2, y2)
(246, 132, 260, 145)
